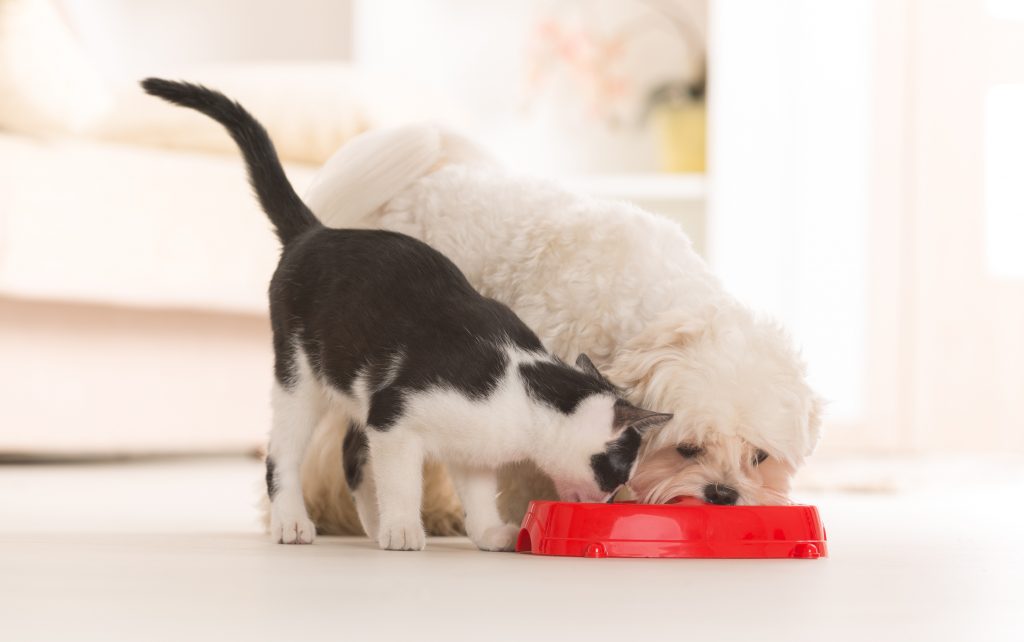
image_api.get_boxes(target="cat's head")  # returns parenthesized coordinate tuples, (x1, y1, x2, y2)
(532, 354, 673, 503)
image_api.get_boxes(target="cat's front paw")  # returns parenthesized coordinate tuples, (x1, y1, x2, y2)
(377, 521, 426, 551)
(473, 523, 519, 552)
(270, 506, 316, 545)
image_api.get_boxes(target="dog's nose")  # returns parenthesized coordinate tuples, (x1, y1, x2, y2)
(703, 483, 739, 505)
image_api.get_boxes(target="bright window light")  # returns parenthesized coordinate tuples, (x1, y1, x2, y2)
(987, 0, 1024, 21)
(709, 0, 869, 422)
(984, 84, 1024, 279)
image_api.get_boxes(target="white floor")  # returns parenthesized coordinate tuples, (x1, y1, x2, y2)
(1, 457, 1022, 642)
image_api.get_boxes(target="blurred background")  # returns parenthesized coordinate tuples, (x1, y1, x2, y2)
(1, 0, 1022, 491)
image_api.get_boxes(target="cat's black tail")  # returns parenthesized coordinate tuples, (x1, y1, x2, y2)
(141, 78, 320, 245)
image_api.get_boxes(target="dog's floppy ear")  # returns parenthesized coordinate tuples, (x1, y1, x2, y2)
(601, 312, 709, 392)
(613, 401, 673, 435)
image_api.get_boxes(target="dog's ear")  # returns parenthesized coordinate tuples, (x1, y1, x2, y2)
(613, 401, 673, 435)
(601, 313, 709, 392)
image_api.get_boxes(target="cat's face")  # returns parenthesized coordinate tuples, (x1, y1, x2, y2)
(551, 356, 673, 503)
(552, 395, 673, 503)
(532, 356, 675, 501)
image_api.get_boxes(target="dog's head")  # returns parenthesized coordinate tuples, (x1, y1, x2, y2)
(605, 308, 823, 505)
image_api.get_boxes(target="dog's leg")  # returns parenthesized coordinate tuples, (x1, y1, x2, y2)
(267, 375, 325, 544)
(449, 465, 518, 552)
(342, 422, 380, 539)
(367, 426, 426, 551)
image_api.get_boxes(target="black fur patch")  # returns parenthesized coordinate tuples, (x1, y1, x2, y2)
(590, 426, 644, 493)
(268, 229, 550, 431)
(342, 424, 369, 490)
(520, 361, 616, 415)
(367, 387, 405, 431)
(271, 324, 298, 389)
(265, 457, 278, 500)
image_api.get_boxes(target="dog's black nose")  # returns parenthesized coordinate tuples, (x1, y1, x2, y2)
(703, 483, 739, 505)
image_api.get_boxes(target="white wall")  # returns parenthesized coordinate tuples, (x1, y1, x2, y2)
(352, 0, 705, 173)
(711, 0, 1024, 455)
(905, 0, 1024, 453)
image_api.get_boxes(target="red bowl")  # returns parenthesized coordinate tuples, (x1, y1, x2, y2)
(515, 497, 827, 559)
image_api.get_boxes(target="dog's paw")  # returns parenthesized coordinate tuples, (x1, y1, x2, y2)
(473, 523, 519, 552)
(270, 508, 316, 545)
(377, 521, 426, 551)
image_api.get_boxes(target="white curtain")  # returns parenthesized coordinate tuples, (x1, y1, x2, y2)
(707, 0, 871, 432)
(708, 0, 1024, 455)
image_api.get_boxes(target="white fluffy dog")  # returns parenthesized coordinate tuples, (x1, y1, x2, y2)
(291, 125, 822, 535)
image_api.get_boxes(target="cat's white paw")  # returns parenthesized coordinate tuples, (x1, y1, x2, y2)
(473, 523, 520, 552)
(271, 508, 316, 545)
(377, 522, 426, 551)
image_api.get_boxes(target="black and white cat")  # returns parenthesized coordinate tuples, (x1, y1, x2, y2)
(142, 79, 672, 552)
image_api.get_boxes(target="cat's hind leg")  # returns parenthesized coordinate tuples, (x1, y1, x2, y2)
(267, 369, 326, 545)
(366, 425, 426, 551)
(342, 422, 380, 540)
(449, 465, 518, 552)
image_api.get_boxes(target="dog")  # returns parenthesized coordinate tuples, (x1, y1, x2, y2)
(283, 124, 823, 535)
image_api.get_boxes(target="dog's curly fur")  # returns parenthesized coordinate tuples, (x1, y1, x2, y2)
(283, 125, 822, 535)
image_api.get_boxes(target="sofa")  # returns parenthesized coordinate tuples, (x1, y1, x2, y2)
(0, 0, 447, 455)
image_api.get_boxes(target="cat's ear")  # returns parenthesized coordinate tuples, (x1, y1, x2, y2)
(575, 353, 603, 380)
(613, 401, 673, 435)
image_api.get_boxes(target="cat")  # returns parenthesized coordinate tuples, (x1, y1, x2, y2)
(142, 78, 672, 552)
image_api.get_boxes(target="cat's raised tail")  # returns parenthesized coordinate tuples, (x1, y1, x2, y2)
(140, 78, 321, 245)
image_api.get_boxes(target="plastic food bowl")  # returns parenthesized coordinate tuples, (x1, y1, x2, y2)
(515, 497, 827, 559)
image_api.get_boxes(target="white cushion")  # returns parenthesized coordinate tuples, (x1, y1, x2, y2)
(0, 133, 311, 313)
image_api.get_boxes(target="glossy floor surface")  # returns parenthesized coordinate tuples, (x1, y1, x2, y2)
(1, 458, 1020, 641)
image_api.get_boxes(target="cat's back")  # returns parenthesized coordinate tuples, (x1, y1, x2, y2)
(277, 227, 473, 297)
(271, 227, 542, 352)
